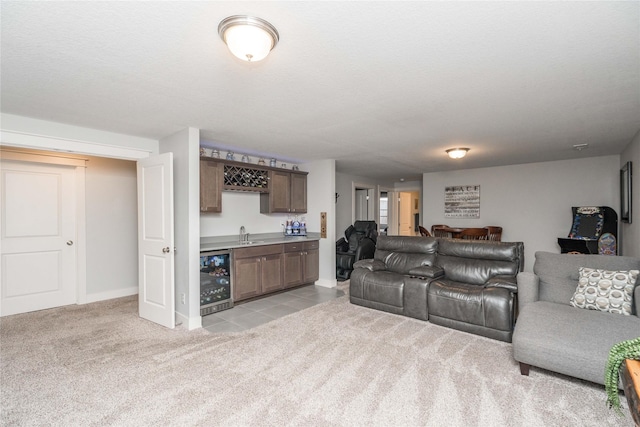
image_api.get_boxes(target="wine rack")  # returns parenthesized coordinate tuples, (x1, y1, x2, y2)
(223, 164, 269, 192)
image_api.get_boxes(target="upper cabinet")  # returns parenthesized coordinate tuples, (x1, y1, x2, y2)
(199, 157, 307, 214)
(200, 158, 223, 213)
(260, 170, 307, 214)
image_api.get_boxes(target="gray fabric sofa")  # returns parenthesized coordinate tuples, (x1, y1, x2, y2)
(350, 235, 525, 342)
(512, 251, 640, 386)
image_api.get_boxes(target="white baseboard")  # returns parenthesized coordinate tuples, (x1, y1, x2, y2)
(314, 278, 338, 288)
(84, 286, 138, 304)
(175, 311, 202, 330)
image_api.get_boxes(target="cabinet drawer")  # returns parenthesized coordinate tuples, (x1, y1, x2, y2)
(284, 242, 303, 253)
(304, 240, 319, 250)
(233, 244, 283, 259)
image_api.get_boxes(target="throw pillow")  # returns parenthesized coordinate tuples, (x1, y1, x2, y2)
(569, 267, 639, 315)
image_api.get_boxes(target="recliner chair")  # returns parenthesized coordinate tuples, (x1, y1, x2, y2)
(336, 221, 378, 280)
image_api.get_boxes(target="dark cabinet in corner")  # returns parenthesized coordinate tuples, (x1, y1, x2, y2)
(200, 158, 223, 213)
(260, 170, 308, 214)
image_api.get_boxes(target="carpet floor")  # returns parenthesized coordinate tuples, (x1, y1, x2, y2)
(0, 286, 632, 426)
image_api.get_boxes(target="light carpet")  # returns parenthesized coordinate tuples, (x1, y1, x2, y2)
(0, 285, 632, 426)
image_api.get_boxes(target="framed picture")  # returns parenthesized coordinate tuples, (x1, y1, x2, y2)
(620, 161, 632, 223)
(445, 185, 480, 218)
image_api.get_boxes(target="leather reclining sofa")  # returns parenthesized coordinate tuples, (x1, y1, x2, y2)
(350, 235, 525, 342)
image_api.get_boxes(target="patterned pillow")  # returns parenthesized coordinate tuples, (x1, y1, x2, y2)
(569, 267, 639, 315)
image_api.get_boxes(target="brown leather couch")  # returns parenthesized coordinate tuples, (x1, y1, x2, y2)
(350, 235, 524, 342)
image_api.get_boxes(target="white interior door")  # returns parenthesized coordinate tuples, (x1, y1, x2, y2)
(1, 161, 77, 316)
(355, 189, 368, 220)
(399, 192, 413, 236)
(137, 153, 175, 328)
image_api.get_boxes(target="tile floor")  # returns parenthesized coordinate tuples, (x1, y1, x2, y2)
(202, 284, 345, 333)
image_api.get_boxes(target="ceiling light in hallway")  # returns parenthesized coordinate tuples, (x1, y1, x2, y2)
(446, 148, 470, 159)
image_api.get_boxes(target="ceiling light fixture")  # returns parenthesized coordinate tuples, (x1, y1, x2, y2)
(446, 148, 470, 159)
(218, 15, 279, 62)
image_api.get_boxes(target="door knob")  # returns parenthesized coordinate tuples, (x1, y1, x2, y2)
(162, 247, 171, 253)
(66, 240, 74, 246)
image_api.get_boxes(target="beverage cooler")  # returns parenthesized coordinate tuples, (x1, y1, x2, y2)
(200, 250, 233, 316)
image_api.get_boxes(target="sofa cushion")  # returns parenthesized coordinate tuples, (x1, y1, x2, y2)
(373, 235, 437, 275)
(435, 239, 522, 285)
(533, 252, 640, 306)
(360, 271, 405, 307)
(569, 267, 639, 315)
(513, 301, 640, 386)
(427, 279, 513, 331)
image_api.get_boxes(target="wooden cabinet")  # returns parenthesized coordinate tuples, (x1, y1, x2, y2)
(233, 240, 319, 301)
(290, 172, 307, 213)
(233, 244, 283, 302)
(200, 158, 223, 212)
(283, 241, 319, 289)
(200, 157, 307, 214)
(260, 170, 307, 214)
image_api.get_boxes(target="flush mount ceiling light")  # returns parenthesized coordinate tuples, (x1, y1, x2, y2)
(218, 15, 279, 62)
(446, 148, 470, 159)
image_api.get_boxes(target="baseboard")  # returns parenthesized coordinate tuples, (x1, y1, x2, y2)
(84, 286, 138, 304)
(314, 278, 338, 288)
(175, 311, 202, 330)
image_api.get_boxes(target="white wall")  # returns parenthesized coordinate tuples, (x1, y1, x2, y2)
(423, 155, 620, 271)
(85, 156, 138, 300)
(159, 128, 200, 329)
(620, 129, 640, 257)
(304, 159, 336, 287)
(200, 192, 288, 236)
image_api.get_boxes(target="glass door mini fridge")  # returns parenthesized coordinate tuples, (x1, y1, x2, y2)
(200, 250, 233, 316)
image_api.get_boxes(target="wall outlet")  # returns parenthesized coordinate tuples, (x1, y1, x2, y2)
(181, 293, 186, 305)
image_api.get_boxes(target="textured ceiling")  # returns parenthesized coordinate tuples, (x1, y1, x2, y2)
(1, 1, 639, 181)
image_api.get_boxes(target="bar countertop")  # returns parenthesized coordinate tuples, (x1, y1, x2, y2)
(200, 232, 321, 252)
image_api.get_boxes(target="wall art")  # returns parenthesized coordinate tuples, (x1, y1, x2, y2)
(445, 185, 480, 218)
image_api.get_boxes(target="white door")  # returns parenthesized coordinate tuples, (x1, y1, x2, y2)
(1, 161, 77, 316)
(355, 189, 368, 220)
(137, 153, 175, 328)
(399, 192, 413, 236)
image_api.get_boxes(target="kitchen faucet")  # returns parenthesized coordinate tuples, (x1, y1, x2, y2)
(239, 226, 249, 242)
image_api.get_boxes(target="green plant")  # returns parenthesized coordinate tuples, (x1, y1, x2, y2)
(605, 336, 640, 415)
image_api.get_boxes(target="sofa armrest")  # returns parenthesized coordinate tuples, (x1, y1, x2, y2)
(408, 265, 444, 279)
(485, 275, 518, 292)
(353, 258, 386, 271)
(516, 271, 540, 313)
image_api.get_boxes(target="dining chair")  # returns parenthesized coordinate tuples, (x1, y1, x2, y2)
(459, 228, 489, 240)
(484, 226, 503, 241)
(431, 225, 451, 238)
(418, 226, 432, 237)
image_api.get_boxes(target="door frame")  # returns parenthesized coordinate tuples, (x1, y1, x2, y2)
(0, 148, 88, 305)
(352, 182, 377, 228)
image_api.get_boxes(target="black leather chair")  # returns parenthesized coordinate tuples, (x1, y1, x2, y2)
(336, 221, 378, 280)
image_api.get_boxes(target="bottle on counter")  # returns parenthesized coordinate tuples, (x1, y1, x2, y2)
(301, 217, 307, 235)
(286, 217, 293, 235)
(292, 215, 300, 235)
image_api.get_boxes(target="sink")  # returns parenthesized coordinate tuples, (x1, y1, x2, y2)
(239, 241, 264, 245)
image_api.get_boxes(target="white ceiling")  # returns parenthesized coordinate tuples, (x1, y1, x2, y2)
(2, 1, 639, 181)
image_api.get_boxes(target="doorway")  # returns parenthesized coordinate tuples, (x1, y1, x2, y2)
(353, 184, 376, 226)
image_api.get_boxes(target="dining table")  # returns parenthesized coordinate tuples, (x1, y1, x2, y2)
(432, 226, 468, 238)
